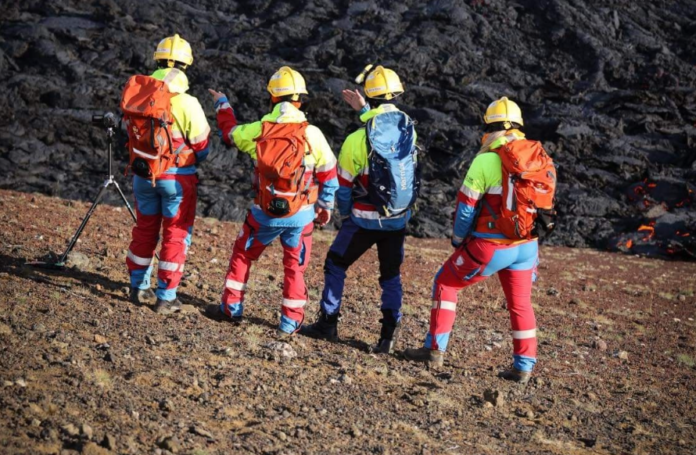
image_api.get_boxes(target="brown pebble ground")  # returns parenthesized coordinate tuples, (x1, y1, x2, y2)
(1, 190, 695, 454)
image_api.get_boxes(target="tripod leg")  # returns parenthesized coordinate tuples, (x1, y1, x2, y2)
(113, 180, 137, 223)
(58, 181, 109, 264)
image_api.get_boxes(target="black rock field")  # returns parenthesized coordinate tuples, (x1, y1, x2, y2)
(0, 0, 694, 258)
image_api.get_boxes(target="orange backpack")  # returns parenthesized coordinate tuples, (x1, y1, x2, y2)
(489, 139, 557, 240)
(120, 75, 183, 186)
(254, 122, 318, 218)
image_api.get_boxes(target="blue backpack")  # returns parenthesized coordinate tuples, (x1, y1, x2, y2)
(365, 110, 421, 217)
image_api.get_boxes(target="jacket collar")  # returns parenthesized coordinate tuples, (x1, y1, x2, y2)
(262, 102, 307, 124)
(359, 103, 399, 123)
(151, 68, 189, 94)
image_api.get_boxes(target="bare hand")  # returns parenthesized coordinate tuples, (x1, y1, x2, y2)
(342, 89, 366, 111)
(208, 88, 228, 103)
(314, 207, 332, 227)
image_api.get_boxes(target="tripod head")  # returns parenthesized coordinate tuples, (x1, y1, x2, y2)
(92, 112, 118, 129)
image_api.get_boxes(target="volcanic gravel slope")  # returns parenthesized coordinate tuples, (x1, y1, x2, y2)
(1, 190, 695, 454)
(0, 0, 695, 257)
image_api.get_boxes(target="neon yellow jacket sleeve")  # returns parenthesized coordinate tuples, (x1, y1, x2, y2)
(231, 121, 263, 158)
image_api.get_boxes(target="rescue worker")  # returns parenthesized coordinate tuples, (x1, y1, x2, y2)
(301, 66, 415, 353)
(208, 67, 338, 336)
(404, 98, 540, 384)
(126, 34, 210, 314)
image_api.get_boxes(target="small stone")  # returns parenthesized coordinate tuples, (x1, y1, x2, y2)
(277, 431, 287, 441)
(32, 323, 46, 332)
(81, 423, 93, 440)
(31, 418, 42, 427)
(592, 339, 608, 351)
(264, 342, 297, 361)
(62, 423, 79, 437)
(582, 284, 597, 292)
(351, 426, 362, 437)
(339, 374, 352, 385)
(15, 378, 27, 387)
(547, 287, 560, 296)
(483, 389, 504, 407)
(66, 252, 90, 270)
(159, 399, 174, 412)
(94, 335, 107, 344)
(102, 433, 117, 451)
(191, 425, 214, 440)
(158, 436, 180, 453)
(526, 410, 535, 419)
(617, 350, 629, 360)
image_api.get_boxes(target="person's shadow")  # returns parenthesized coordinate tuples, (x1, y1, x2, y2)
(2, 253, 207, 310)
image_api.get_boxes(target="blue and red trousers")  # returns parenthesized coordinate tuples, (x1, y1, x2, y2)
(126, 174, 197, 301)
(220, 212, 314, 334)
(425, 237, 539, 372)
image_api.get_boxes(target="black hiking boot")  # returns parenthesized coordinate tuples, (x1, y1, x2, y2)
(403, 347, 445, 368)
(300, 311, 339, 342)
(498, 367, 532, 385)
(130, 288, 157, 306)
(154, 298, 182, 315)
(371, 312, 401, 354)
(204, 304, 243, 324)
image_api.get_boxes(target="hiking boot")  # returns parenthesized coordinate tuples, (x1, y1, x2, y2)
(371, 317, 401, 354)
(403, 347, 445, 368)
(300, 311, 339, 342)
(154, 298, 182, 315)
(130, 288, 156, 306)
(204, 304, 243, 324)
(498, 367, 532, 385)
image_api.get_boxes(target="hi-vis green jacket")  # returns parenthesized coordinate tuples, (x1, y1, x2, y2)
(214, 99, 338, 227)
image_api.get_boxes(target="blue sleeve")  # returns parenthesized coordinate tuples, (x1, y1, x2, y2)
(195, 146, 210, 163)
(317, 176, 339, 210)
(452, 202, 479, 246)
(337, 186, 353, 217)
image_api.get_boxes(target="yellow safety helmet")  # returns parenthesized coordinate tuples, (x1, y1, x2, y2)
(153, 34, 193, 68)
(483, 97, 524, 128)
(363, 65, 404, 100)
(267, 66, 308, 101)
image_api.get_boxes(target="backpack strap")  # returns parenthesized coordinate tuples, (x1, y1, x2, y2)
(480, 198, 498, 221)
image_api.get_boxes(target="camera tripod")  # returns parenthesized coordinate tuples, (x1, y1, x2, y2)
(31, 123, 137, 269)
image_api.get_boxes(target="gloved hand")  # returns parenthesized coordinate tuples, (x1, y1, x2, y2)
(208, 89, 228, 106)
(314, 207, 332, 227)
(342, 89, 366, 111)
